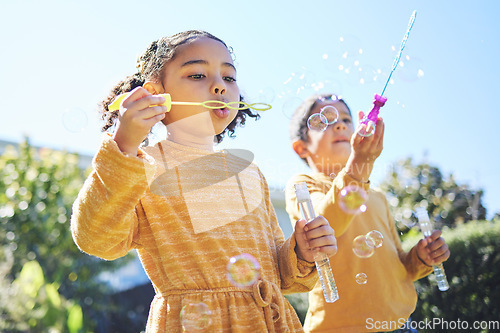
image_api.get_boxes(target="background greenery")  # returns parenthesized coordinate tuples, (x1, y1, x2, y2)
(0, 140, 134, 332)
(403, 220, 500, 332)
(1, 141, 498, 332)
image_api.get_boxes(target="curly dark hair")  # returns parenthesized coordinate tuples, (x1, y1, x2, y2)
(289, 93, 351, 165)
(99, 30, 259, 144)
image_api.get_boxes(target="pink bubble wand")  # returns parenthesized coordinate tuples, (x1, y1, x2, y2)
(358, 10, 417, 137)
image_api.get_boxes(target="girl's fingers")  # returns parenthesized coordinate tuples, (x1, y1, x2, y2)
(141, 105, 168, 120)
(317, 244, 338, 256)
(120, 87, 165, 113)
(308, 234, 336, 249)
(123, 94, 166, 112)
(305, 225, 332, 240)
(358, 110, 365, 120)
(373, 117, 385, 146)
(121, 87, 150, 108)
(304, 216, 329, 230)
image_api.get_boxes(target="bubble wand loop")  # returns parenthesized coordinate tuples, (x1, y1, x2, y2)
(107, 93, 272, 113)
(358, 10, 417, 137)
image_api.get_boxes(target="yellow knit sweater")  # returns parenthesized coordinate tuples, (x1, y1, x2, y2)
(285, 171, 433, 333)
(71, 136, 318, 332)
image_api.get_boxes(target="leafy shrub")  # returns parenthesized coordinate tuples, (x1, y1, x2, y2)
(0, 140, 133, 331)
(403, 220, 500, 333)
(0, 257, 83, 332)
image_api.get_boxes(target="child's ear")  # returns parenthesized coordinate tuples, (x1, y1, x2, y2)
(292, 140, 310, 158)
(143, 81, 165, 95)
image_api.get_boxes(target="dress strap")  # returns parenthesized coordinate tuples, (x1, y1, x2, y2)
(252, 280, 286, 333)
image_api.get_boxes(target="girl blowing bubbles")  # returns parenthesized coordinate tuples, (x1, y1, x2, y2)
(71, 30, 337, 332)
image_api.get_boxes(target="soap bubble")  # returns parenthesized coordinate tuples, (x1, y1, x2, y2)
(357, 119, 376, 137)
(358, 65, 381, 86)
(397, 55, 424, 83)
(281, 69, 315, 97)
(355, 272, 368, 285)
(62, 107, 88, 133)
(338, 35, 363, 63)
(339, 185, 368, 214)
(311, 78, 344, 97)
(281, 96, 304, 119)
(180, 302, 212, 332)
(256, 87, 276, 104)
(366, 230, 384, 248)
(319, 105, 339, 125)
(226, 253, 260, 287)
(307, 113, 328, 131)
(352, 235, 375, 258)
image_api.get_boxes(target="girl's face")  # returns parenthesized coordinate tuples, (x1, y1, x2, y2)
(160, 36, 240, 139)
(305, 100, 354, 174)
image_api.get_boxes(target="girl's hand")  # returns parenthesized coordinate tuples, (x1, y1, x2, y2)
(294, 216, 337, 263)
(416, 230, 451, 266)
(344, 111, 385, 182)
(112, 86, 168, 155)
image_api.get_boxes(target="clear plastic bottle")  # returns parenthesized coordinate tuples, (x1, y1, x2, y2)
(415, 207, 450, 291)
(294, 182, 339, 302)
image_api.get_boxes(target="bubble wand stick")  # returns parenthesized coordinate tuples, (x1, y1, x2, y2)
(358, 10, 417, 137)
(415, 207, 450, 291)
(294, 182, 339, 303)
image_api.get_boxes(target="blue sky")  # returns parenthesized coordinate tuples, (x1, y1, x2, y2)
(1, 0, 499, 218)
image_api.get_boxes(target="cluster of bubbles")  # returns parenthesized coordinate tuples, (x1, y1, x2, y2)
(352, 230, 384, 259)
(275, 32, 424, 121)
(179, 253, 261, 331)
(329, 179, 386, 286)
(352, 230, 384, 285)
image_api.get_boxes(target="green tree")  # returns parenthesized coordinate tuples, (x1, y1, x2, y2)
(379, 157, 487, 234)
(0, 139, 133, 331)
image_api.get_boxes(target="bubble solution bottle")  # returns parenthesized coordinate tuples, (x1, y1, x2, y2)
(415, 207, 450, 291)
(294, 182, 339, 303)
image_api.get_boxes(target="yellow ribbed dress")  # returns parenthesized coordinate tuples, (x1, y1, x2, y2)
(71, 136, 319, 332)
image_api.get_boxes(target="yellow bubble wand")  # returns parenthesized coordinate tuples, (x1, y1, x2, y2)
(108, 93, 272, 112)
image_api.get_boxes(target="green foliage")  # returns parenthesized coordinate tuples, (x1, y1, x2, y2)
(379, 157, 487, 235)
(0, 139, 133, 331)
(403, 220, 500, 333)
(285, 293, 309, 325)
(0, 258, 82, 332)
